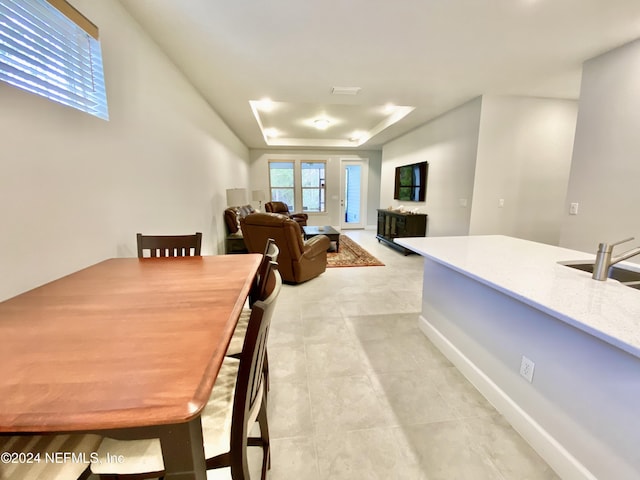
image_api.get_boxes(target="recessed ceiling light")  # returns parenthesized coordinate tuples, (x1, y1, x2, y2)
(383, 103, 397, 114)
(313, 118, 331, 130)
(263, 128, 279, 138)
(331, 86, 361, 96)
(350, 130, 367, 142)
(255, 98, 275, 112)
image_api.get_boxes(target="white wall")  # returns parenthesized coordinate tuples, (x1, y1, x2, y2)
(381, 98, 482, 236)
(470, 96, 577, 245)
(560, 38, 640, 259)
(380, 96, 577, 242)
(0, 0, 250, 301)
(249, 149, 382, 228)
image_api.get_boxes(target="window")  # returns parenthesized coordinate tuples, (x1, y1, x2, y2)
(301, 161, 326, 212)
(0, 0, 109, 120)
(268, 160, 327, 213)
(269, 161, 295, 211)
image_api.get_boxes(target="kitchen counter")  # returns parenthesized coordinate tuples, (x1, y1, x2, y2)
(396, 234, 640, 358)
(396, 234, 640, 479)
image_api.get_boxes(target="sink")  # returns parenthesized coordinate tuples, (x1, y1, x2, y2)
(558, 261, 640, 289)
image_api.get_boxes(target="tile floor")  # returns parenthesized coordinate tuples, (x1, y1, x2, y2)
(90, 230, 560, 480)
(263, 229, 559, 480)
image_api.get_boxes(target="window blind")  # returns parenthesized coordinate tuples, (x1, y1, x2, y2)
(0, 0, 108, 120)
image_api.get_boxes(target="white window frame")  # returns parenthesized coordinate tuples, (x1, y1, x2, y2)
(300, 160, 326, 213)
(268, 160, 296, 211)
(268, 159, 328, 214)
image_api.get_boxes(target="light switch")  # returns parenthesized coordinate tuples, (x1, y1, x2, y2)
(498, 198, 505, 208)
(569, 203, 579, 215)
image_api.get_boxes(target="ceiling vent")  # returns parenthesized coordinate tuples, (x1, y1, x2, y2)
(331, 86, 361, 95)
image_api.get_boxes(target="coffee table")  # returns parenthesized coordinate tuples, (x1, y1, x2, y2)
(303, 225, 340, 252)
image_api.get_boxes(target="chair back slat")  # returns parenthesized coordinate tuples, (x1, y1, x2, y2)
(248, 325, 269, 408)
(137, 232, 202, 258)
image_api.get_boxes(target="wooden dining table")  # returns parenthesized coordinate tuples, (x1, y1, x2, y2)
(0, 254, 262, 480)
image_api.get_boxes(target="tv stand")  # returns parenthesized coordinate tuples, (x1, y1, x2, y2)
(376, 209, 427, 255)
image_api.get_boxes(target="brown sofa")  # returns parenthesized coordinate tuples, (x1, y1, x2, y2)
(223, 205, 256, 253)
(264, 201, 308, 226)
(240, 213, 330, 284)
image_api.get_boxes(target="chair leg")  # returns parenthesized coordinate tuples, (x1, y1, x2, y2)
(257, 397, 271, 478)
(228, 439, 249, 480)
(77, 466, 92, 480)
(230, 460, 249, 480)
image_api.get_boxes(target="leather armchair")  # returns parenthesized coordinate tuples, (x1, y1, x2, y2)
(264, 201, 308, 226)
(224, 205, 256, 235)
(240, 213, 330, 284)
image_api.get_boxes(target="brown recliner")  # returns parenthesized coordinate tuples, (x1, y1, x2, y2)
(240, 213, 330, 284)
(264, 201, 308, 226)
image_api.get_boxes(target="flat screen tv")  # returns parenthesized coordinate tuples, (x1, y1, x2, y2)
(394, 161, 428, 202)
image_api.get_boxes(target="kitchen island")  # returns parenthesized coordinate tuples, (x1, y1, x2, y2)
(396, 235, 640, 480)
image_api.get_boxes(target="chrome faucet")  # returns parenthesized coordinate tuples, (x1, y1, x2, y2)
(592, 237, 640, 280)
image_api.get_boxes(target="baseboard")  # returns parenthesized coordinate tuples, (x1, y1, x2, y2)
(418, 314, 598, 480)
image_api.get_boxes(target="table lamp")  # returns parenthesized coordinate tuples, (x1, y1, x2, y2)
(252, 190, 266, 210)
(226, 188, 248, 207)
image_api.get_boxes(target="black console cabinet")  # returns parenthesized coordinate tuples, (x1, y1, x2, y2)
(376, 209, 427, 255)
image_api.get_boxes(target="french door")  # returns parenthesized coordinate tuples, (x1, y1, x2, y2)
(340, 159, 368, 230)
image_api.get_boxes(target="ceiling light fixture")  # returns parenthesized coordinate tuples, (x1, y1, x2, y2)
(263, 128, 279, 138)
(383, 103, 397, 114)
(350, 131, 367, 142)
(313, 118, 331, 130)
(255, 98, 275, 112)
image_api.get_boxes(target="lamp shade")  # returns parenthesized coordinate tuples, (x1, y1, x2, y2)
(252, 190, 266, 201)
(226, 188, 248, 207)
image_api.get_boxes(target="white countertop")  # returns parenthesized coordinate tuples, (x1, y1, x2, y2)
(396, 235, 640, 358)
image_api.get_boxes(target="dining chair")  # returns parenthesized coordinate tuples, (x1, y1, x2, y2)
(233, 238, 278, 335)
(0, 433, 102, 480)
(228, 259, 276, 356)
(91, 269, 282, 480)
(205, 271, 281, 479)
(227, 238, 279, 394)
(247, 239, 279, 304)
(136, 232, 202, 258)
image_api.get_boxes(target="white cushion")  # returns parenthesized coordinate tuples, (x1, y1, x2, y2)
(0, 434, 101, 480)
(201, 358, 238, 458)
(91, 435, 163, 476)
(226, 309, 250, 356)
(90, 358, 240, 476)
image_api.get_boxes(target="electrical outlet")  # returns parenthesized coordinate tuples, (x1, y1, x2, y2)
(519, 355, 535, 383)
(498, 198, 505, 208)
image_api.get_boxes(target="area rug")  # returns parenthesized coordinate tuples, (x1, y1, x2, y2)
(326, 235, 385, 268)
